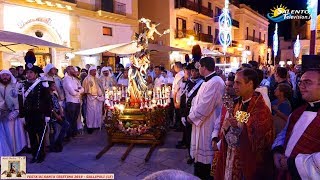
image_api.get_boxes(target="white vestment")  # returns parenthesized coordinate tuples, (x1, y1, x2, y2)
(272, 109, 320, 179)
(255, 86, 271, 111)
(83, 75, 104, 128)
(0, 120, 12, 156)
(286, 111, 320, 179)
(99, 75, 116, 91)
(0, 76, 27, 155)
(188, 74, 225, 164)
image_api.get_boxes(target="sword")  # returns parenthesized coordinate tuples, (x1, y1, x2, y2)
(35, 122, 48, 160)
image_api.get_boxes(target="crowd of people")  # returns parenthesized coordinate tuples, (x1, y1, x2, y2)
(170, 55, 320, 180)
(0, 51, 178, 164)
(0, 49, 319, 179)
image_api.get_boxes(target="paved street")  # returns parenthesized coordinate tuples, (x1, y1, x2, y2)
(25, 130, 193, 179)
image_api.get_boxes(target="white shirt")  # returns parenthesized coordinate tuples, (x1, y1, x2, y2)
(63, 74, 83, 103)
(154, 75, 165, 89)
(172, 70, 184, 95)
(118, 78, 128, 87)
(167, 71, 173, 78)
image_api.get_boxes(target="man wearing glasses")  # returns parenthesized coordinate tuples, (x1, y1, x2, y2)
(272, 55, 320, 179)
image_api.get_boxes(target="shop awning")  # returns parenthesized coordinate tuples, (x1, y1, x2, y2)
(202, 48, 223, 56)
(74, 42, 189, 55)
(0, 30, 71, 52)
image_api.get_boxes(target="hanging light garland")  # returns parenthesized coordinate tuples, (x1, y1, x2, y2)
(294, 35, 300, 59)
(273, 23, 278, 64)
(218, 0, 232, 54)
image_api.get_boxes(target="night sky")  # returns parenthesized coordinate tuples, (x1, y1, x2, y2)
(238, 0, 319, 44)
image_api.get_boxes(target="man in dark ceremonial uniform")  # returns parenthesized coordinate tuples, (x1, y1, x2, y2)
(176, 63, 204, 164)
(19, 63, 52, 163)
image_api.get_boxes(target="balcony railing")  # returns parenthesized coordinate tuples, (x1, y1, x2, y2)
(199, 6, 213, 18)
(246, 35, 253, 41)
(114, 1, 126, 16)
(62, 0, 76, 3)
(199, 33, 213, 43)
(245, 36, 265, 43)
(214, 17, 239, 28)
(175, 0, 213, 18)
(175, 29, 213, 43)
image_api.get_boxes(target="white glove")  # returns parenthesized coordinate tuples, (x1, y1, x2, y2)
(8, 110, 19, 121)
(181, 117, 186, 127)
(45, 117, 50, 123)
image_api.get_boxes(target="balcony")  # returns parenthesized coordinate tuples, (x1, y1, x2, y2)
(175, 0, 213, 18)
(101, 1, 126, 16)
(114, 1, 126, 16)
(245, 36, 265, 44)
(200, 6, 213, 18)
(246, 35, 253, 41)
(175, 30, 213, 43)
(214, 17, 239, 28)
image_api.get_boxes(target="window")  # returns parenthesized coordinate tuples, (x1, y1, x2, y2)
(215, 7, 222, 16)
(259, 32, 261, 42)
(194, 22, 202, 34)
(215, 28, 219, 40)
(317, 30, 320, 39)
(208, 26, 212, 35)
(253, 30, 255, 41)
(208, 2, 212, 10)
(176, 18, 186, 30)
(176, 18, 187, 38)
(264, 34, 266, 41)
(246, 27, 249, 39)
(103, 27, 112, 36)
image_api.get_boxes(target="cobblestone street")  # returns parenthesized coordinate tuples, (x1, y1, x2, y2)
(25, 130, 193, 179)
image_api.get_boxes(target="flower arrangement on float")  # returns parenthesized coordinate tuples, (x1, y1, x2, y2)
(104, 85, 170, 136)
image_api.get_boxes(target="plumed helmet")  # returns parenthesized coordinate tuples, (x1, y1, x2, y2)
(24, 50, 36, 65)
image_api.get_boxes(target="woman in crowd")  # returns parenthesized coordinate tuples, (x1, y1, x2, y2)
(271, 83, 292, 135)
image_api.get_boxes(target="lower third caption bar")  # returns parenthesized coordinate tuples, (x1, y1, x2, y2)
(26, 173, 114, 179)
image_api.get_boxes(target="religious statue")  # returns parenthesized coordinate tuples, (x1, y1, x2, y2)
(128, 18, 169, 103)
(136, 18, 170, 46)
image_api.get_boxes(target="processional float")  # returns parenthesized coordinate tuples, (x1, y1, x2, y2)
(96, 18, 170, 162)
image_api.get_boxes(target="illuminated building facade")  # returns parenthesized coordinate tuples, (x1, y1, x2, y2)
(138, 0, 269, 67)
(0, 0, 138, 71)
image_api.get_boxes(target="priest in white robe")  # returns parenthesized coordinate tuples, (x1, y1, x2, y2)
(82, 66, 104, 134)
(0, 70, 27, 155)
(272, 56, 320, 179)
(187, 57, 225, 180)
